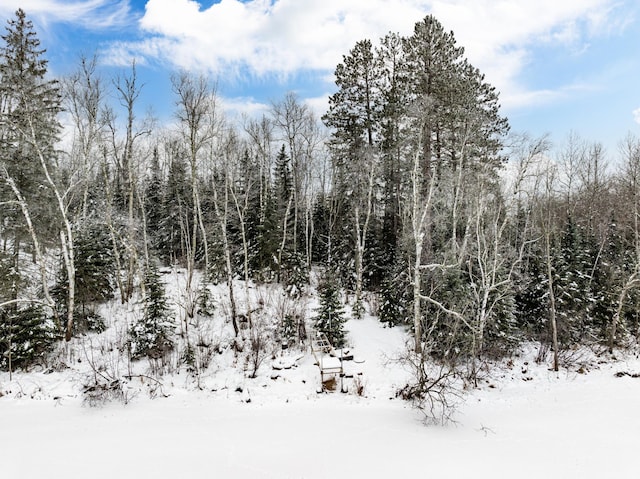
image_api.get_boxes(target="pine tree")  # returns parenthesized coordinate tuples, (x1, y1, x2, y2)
(514, 248, 549, 339)
(0, 303, 57, 372)
(144, 146, 165, 256)
(0, 8, 63, 348)
(159, 146, 191, 264)
(553, 218, 598, 344)
(377, 32, 406, 281)
(0, 9, 61, 250)
(591, 218, 625, 339)
(323, 39, 383, 316)
(273, 144, 301, 288)
(314, 269, 346, 347)
(379, 262, 412, 327)
(0, 251, 19, 372)
(129, 262, 174, 360)
(311, 194, 331, 263)
(52, 223, 114, 333)
(273, 144, 293, 225)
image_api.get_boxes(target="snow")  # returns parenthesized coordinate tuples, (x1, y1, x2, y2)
(3, 361, 639, 478)
(2, 271, 640, 478)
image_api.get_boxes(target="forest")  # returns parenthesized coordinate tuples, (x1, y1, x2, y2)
(2, 8, 640, 409)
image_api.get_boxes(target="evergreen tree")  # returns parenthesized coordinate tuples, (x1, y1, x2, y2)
(311, 194, 331, 263)
(144, 146, 165, 256)
(273, 144, 303, 290)
(254, 185, 278, 277)
(378, 262, 412, 327)
(591, 218, 625, 339)
(0, 251, 19, 371)
(273, 144, 293, 228)
(0, 9, 63, 352)
(553, 218, 597, 344)
(1, 253, 57, 372)
(129, 262, 174, 359)
(52, 222, 114, 333)
(0, 305, 57, 371)
(314, 269, 346, 347)
(0, 9, 61, 250)
(377, 32, 406, 281)
(514, 248, 549, 340)
(159, 146, 191, 264)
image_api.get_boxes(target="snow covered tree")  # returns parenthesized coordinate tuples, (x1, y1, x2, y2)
(0, 9, 84, 341)
(314, 269, 346, 348)
(0, 305, 57, 373)
(129, 262, 174, 360)
(378, 261, 412, 327)
(0, 8, 61, 249)
(61, 54, 107, 221)
(324, 39, 382, 317)
(172, 72, 217, 319)
(270, 93, 321, 272)
(144, 146, 165, 257)
(273, 144, 294, 271)
(52, 222, 114, 333)
(159, 143, 191, 264)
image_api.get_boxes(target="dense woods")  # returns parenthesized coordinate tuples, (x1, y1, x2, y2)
(2, 8, 640, 393)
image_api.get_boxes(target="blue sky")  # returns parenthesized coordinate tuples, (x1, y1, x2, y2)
(1, 0, 639, 156)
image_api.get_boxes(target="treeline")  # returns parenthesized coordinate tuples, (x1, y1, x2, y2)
(1, 9, 640, 376)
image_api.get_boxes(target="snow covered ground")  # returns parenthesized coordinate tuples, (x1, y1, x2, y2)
(2, 272, 640, 478)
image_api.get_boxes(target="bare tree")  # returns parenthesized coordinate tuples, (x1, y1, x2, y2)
(271, 93, 321, 269)
(208, 129, 240, 338)
(62, 54, 107, 220)
(243, 114, 274, 234)
(108, 61, 152, 303)
(539, 161, 560, 371)
(171, 72, 218, 321)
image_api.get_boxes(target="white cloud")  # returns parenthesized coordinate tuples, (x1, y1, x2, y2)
(11, 0, 625, 114)
(304, 94, 330, 120)
(130, 0, 430, 75)
(106, 0, 624, 112)
(220, 96, 270, 120)
(426, 0, 619, 111)
(634, 107, 640, 125)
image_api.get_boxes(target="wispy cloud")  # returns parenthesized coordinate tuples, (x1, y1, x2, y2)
(0, 0, 133, 29)
(633, 107, 640, 125)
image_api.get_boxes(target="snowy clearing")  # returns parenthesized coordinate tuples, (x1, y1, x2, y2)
(2, 314, 639, 478)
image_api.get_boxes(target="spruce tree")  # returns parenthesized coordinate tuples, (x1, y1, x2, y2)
(144, 147, 165, 256)
(0, 305, 57, 372)
(159, 148, 191, 264)
(0, 9, 61, 250)
(314, 269, 346, 347)
(379, 263, 412, 327)
(52, 223, 114, 333)
(273, 144, 307, 291)
(0, 9, 62, 354)
(129, 262, 174, 359)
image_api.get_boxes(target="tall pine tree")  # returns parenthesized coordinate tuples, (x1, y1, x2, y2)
(0, 9, 61, 253)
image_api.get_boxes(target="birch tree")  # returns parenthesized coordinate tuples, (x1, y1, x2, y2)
(62, 54, 106, 220)
(108, 61, 151, 303)
(0, 9, 64, 336)
(172, 72, 217, 320)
